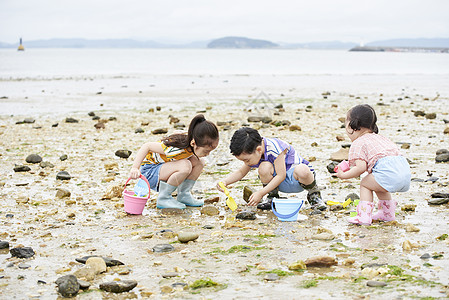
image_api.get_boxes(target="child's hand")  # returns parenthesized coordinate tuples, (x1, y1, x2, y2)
(335, 168, 344, 179)
(129, 167, 141, 179)
(216, 181, 226, 193)
(248, 191, 264, 206)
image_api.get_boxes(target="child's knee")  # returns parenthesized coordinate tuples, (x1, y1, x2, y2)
(179, 159, 193, 173)
(258, 162, 274, 177)
(294, 164, 313, 180)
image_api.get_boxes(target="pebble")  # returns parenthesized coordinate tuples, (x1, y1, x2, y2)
(305, 256, 337, 268)
(85, 257, 107, 274)
(152, 244, 175, 253)
(56, 189, 71, 199)
(435, 153, 449, 162)
(115, 149, 132, 159)
(367, 280, 387, 287)
(312, 233, 335, 241)
(56, 171, 71, 180)
(178, 232, 199, 243)
(327, 161, 338, 173)
(288, 260, 307, 270)
(0, 241, 9, 249)
(243, 186, 255, 202)
(26, 154, 42, 164)
(428, 198, 449, 205)
(236, 211, 257, 220)
(431, 192, 449, 198)
(13, 165, 31, 172)
(55, 275, 80, 297)
(75, 255, 124, 266)
(330, 148, 349, 162)
(425, 176, 439, 183)
(420, 253, 431, 259)
(401, 204, 416, 212)
(60, 154, 68, 161)
(40, 161, 54, 168)
(65, 117, 79, 123)
(264, 273, 279, 281)
(73, 266, 96, 281)
(405, 224, 420, 232)
(201, 206, 219, 216)
(151, 128, 168, 134)
(99, 280, 138, 293)
(162, 272, 179, 278)
(18, 263, 31, 269)
(78, 280, 91, 290)
(10, 247, 35, 258)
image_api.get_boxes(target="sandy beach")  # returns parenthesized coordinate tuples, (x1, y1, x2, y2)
(1, 73, 449, 299)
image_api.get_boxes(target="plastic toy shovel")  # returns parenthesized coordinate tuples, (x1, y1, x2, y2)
(219, 182, 238, 211)
(326, 198, 352, 208)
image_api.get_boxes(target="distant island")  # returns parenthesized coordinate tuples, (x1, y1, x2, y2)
(207, 36, 278, 48)
(349, 38, 449, 53)
(1, 37, 448, 51)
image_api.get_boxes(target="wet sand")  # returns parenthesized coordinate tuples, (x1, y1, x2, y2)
(0, 74, 449, 299)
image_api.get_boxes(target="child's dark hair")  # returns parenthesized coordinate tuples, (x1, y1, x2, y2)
(347, 104, 379, 134)
(162, 114, 219, 153)
(230, 127, 262, 156)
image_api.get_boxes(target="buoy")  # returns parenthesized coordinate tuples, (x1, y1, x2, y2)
(17, 38, 24, 51)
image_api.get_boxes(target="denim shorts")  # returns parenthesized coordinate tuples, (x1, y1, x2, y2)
(372, 156, 411, 193)
(140, 163, 163, 192)
(273, 164, 314, 193)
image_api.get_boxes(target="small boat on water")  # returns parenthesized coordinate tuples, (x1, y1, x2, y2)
(17, 38, 24, 51)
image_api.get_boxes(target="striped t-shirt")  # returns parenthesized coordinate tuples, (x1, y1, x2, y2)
(251, 137, 312, 172)
(141, 141, 193, 165)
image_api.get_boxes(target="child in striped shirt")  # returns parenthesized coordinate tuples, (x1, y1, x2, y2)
(218, 127, 326, 211)
(129, 114, 219, 209)
(335, 104, 410, 225)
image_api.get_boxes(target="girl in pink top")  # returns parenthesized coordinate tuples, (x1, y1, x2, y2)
(336, 104, 410, 225)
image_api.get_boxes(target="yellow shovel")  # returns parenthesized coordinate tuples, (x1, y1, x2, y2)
(326, 198, 352, 208)
(219, 182, 238, 211)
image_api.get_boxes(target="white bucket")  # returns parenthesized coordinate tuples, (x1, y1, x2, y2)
(272, 198, 304, 221)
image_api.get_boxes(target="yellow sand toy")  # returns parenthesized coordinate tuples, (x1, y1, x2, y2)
(218, 182, 238, 211)
(326, 198, 352, 208)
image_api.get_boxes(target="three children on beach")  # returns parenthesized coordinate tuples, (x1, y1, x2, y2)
(129, 104, 410, 226)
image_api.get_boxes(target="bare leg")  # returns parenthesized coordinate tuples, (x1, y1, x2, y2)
(360, 174, 390, 202)
(186, 156, 205, 181)
(292, 164, 314, 185)
(159, 159, 192, 186)
(258, 161, 274, 184)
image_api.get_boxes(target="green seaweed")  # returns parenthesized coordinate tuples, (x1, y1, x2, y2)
(301, 279, 318, 288)
(190, 278, 218, 289)
(258, 269, 295, 277)
(436, 234, 448, 241)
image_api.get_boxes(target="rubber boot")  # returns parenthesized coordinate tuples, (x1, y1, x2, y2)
(347, 201, 374, 225)
(156, 181, 186, 209)
(177, 179, 204, 207)
(372, 199, 396, 222)
(257, 185, 280, 210)
(302, 180, 326, 211)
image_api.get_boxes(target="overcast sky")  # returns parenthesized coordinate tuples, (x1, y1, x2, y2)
(1, 0, 448, 44)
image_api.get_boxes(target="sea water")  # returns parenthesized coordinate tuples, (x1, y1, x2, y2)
(0, 48, 448, 116)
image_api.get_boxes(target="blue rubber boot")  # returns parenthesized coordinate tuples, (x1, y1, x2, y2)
(177, 179, 204, 207)
(156, 181, 186, 209)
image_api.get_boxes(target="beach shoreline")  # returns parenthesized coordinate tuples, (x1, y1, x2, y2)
(0, 73, 448, 298)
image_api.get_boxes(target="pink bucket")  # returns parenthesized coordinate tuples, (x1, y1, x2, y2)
(123, 175, 151, 214)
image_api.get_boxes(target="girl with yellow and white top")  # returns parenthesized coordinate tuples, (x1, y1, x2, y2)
(129, 114, 219, 209)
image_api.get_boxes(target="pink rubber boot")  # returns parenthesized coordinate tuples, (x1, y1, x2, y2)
(372, 200, 397, 222)
(348, 201, 374, 225)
